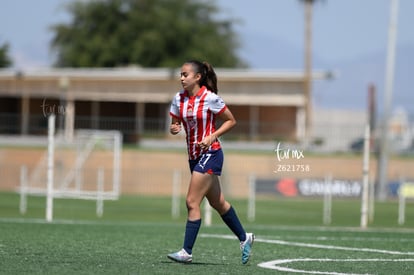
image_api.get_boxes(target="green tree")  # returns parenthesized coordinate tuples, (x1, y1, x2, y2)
(0, 42, 12, 68)
(51, 0, 245, 68)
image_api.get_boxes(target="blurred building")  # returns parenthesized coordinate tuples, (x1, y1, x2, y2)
(389, 107, 413, 152)
(312, 109, 367, 152)
(0, 67, 329, 143)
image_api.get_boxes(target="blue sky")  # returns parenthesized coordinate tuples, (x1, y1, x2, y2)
(1, 0, 412, 68)
(1, 0, 413, 113)
(219, 0, 414, 68)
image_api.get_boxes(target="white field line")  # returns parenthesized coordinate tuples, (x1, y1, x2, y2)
(200, 233, 414, 274)
(258, 258, 414, 275)
(263, 235, 414, 243)
(0, 217, 183, 229)
(248, 224, 414, 234)
(199, 233, 414, 255)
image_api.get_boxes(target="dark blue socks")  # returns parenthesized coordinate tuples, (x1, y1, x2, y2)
(182, 206, 245, 255)
(183, 219, 201, 255)
(221, 206, 246, 242)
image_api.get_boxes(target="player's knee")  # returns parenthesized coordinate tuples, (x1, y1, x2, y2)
(185, 198, 198, 211)
(209, 199, 226, 213)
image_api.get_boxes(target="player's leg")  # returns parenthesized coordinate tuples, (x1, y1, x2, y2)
(186, 171, 213, 220)
(206, 174, 254, 264)
(168, 171, 213, 263)
(183, 172, 214, 253)
(205, 174, 229, 215)
(206, 175, 246, 241)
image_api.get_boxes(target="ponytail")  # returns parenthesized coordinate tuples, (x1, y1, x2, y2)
(185, 60, 218, 94)
(202, 62, 218, 94)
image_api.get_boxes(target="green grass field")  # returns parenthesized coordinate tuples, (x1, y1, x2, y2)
(1, 192, 414, 274)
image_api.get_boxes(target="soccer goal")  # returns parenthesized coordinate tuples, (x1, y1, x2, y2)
(19, 114, 122, 221)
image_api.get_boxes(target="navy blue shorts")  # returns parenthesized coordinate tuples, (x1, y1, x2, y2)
(189, 149, 223, 175)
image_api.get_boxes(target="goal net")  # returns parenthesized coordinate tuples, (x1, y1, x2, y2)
(19, 116, 122, 219)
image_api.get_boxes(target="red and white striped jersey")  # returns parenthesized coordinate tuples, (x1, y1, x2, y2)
(170, 86, 227, 160)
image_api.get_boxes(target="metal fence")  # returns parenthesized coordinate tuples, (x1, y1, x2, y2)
(0, 112, 413, 154)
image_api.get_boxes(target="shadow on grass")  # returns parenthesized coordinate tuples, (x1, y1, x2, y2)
(160, 260, 226, 266)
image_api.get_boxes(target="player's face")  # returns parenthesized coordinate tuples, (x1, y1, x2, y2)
(180, 64, 201, 92)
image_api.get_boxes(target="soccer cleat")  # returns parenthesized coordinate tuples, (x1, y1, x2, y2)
(240, 233, 255, 264)
(167, 248, 193, 263)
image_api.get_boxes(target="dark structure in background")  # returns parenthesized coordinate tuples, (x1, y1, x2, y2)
(0, 68, 328, 143)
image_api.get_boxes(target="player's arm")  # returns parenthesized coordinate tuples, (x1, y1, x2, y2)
(214, 108, 236, 139)
(199, 108, 236, 149)
(170, 116, 181, 135)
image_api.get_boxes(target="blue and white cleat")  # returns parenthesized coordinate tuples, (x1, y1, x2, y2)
(167, 248, 193, 263)
(240, 233, 255, 264)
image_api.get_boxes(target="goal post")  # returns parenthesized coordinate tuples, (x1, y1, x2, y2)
(46, 114, 55, 222)
(360, 124, 371, 228)
(247, 174, 256, 222)
(18, 117, 122, 222)
(398, 182, 414, 225)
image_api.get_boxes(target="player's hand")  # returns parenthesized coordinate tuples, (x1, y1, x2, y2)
(198, 135, 216, 150)
(170, 122, 181, 135)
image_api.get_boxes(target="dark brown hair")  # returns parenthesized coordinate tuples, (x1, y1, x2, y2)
(184, 60, 218, 94)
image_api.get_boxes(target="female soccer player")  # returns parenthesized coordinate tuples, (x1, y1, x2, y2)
(167, 60, 254, 264)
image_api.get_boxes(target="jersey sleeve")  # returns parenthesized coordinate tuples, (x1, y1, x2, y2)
(169, 93, 180, 118)
(209, 93, 227, 114)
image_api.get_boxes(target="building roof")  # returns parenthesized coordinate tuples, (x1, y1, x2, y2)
(0, 67, 332, 106)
